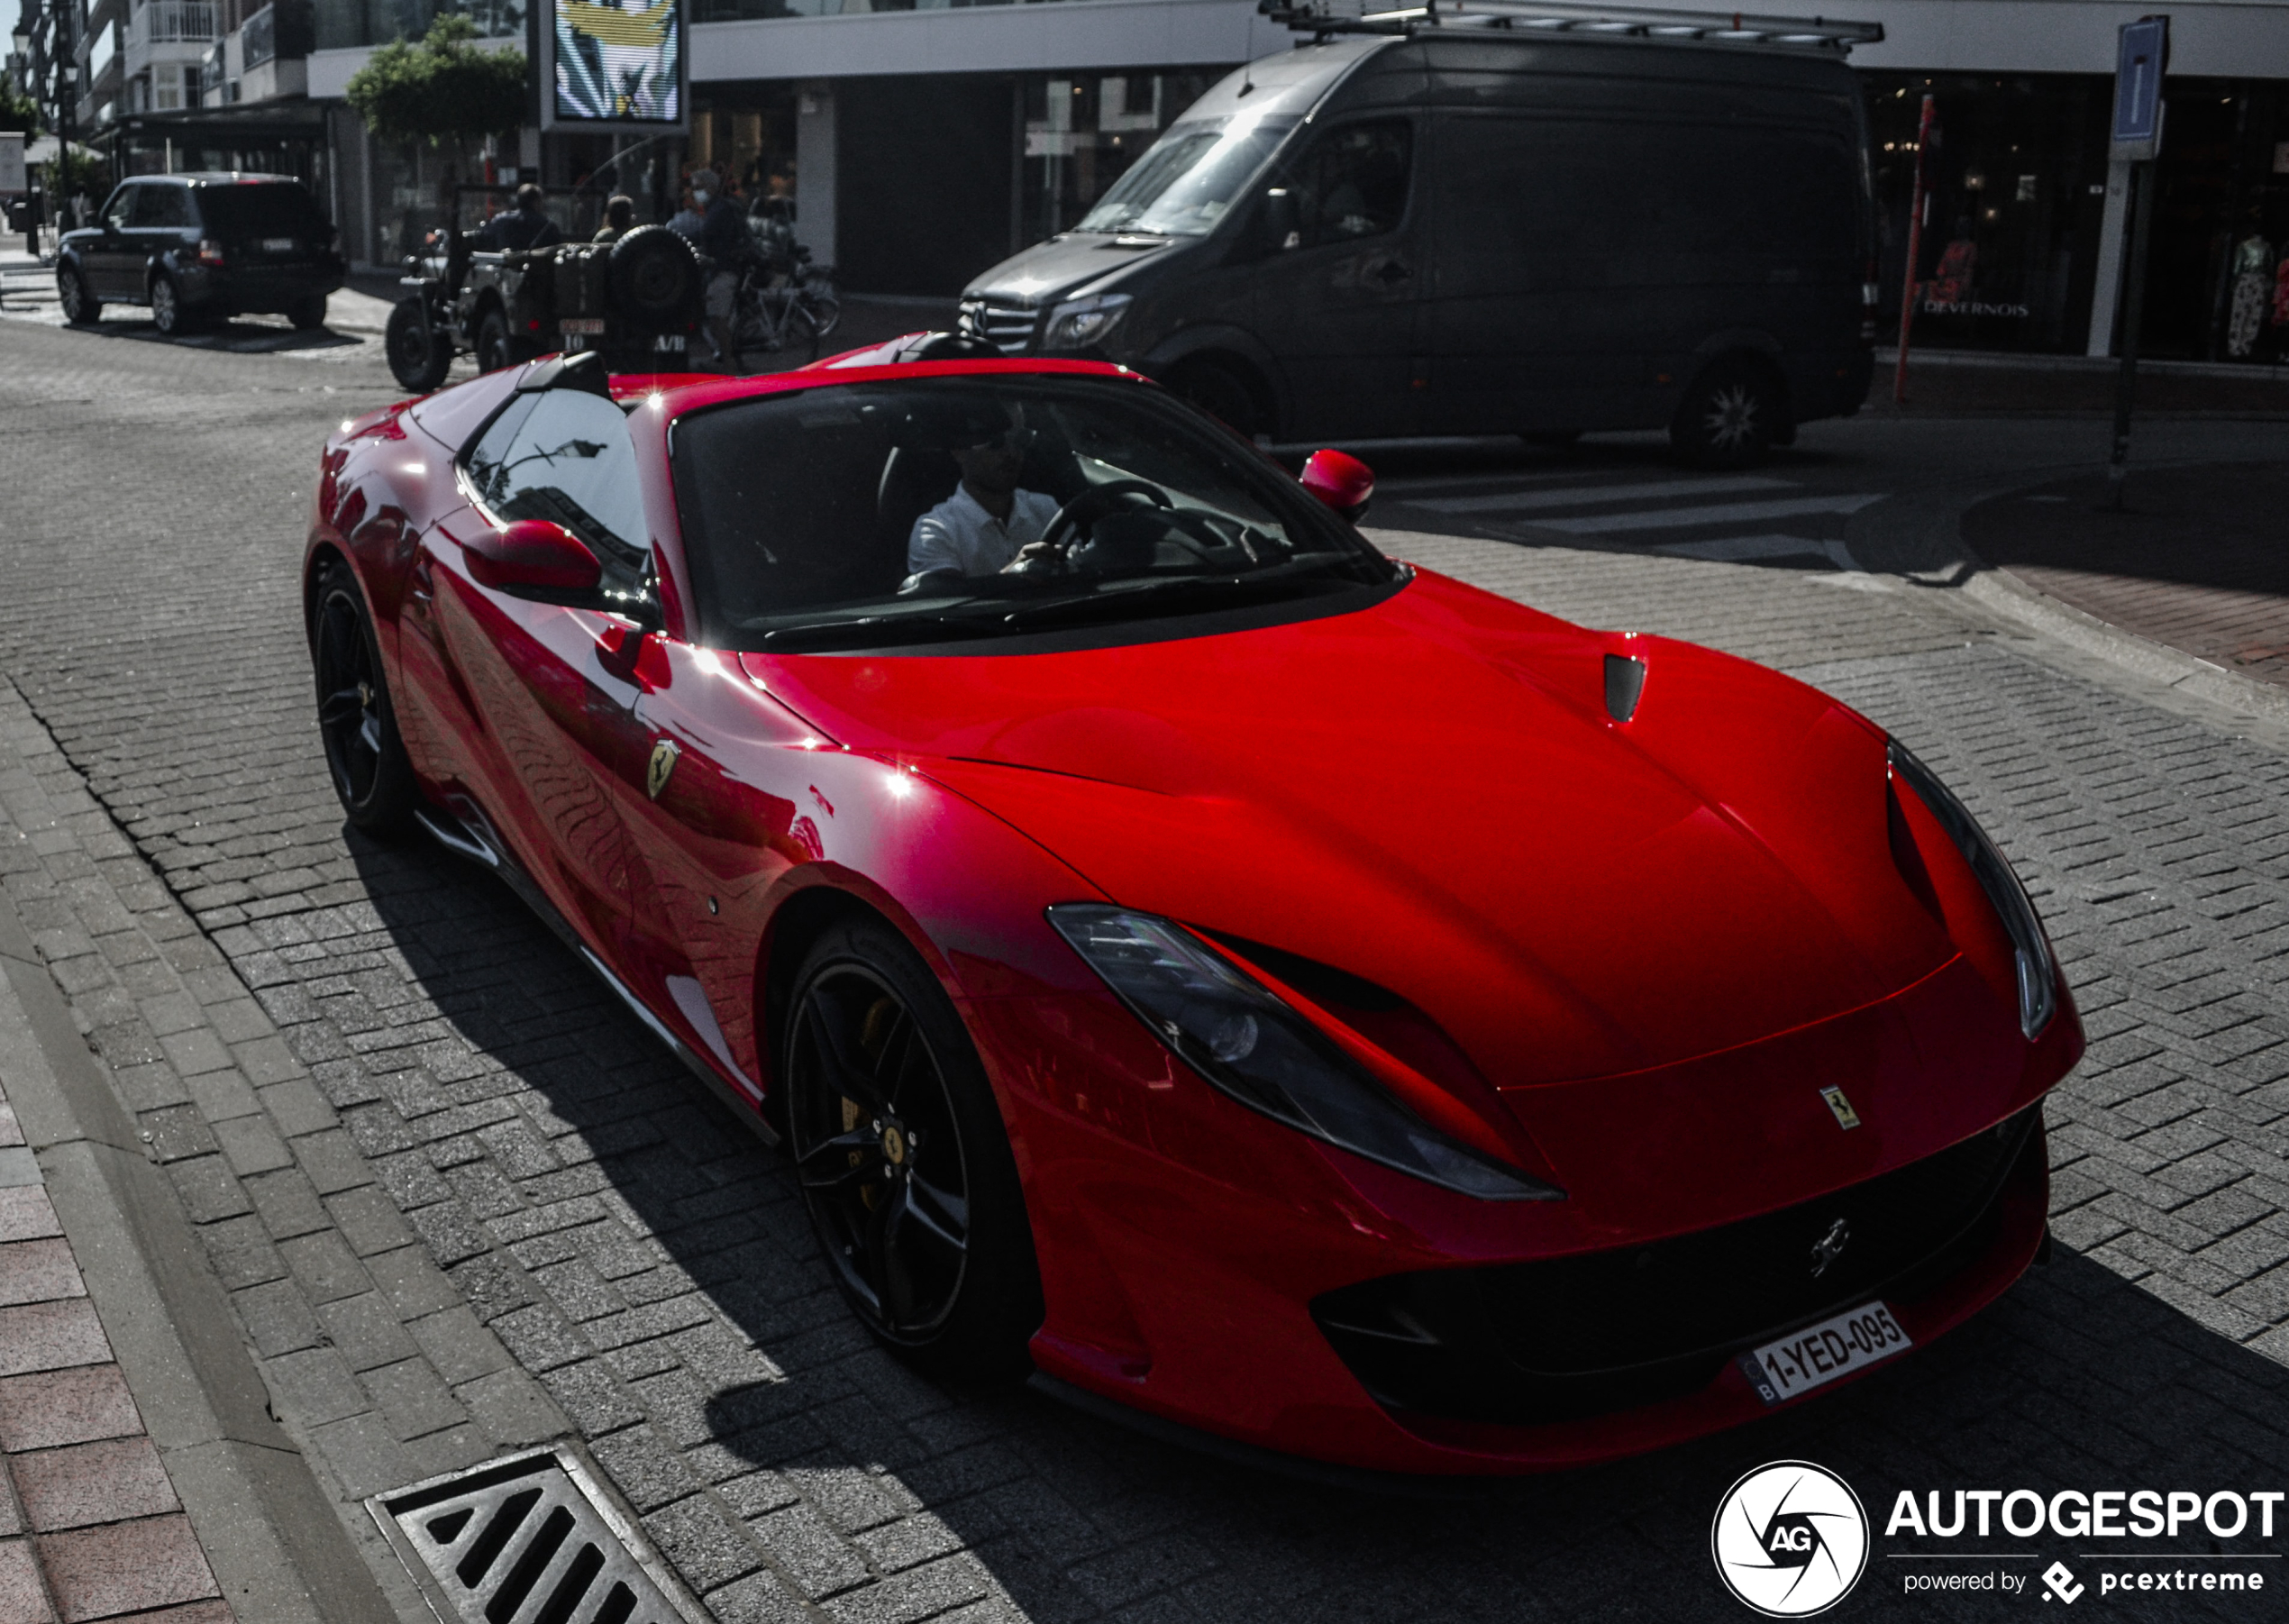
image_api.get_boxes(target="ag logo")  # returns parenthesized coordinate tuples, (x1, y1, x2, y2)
(1711, 1460, 1869, 1617)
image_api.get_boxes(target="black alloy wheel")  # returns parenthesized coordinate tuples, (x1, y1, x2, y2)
(475, 307, 515, 373)
(311, 560, 416, 835)
(1672, 359, 1781, 470)
(150, 272, 196, 337)
(384, 298, 451, 392)
(58, 267, 99, 326)
(785, 919, 1042, 1381)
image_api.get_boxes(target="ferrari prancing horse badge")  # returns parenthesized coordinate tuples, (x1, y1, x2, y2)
(646, 738, 679, 800)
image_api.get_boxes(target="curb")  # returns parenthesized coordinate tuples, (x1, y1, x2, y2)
(0, 903, 404, 1623)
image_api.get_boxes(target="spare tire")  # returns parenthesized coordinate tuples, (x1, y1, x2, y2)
(607, 225, 700, 331)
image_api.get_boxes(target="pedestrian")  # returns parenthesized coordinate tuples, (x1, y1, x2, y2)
(593, 196, 636, 243)
(687, 169, 751, 371)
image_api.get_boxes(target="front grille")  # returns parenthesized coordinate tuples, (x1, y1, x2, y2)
(369, 1449, 705, 1624)
(959, 296, 1036, 354)
(1315, 1106, 2042, 1427)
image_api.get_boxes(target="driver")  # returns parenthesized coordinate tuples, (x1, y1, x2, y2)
(907, 407, 1062, 578)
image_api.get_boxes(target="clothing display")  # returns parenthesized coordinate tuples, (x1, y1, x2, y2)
(2227, 235, 2273, 358)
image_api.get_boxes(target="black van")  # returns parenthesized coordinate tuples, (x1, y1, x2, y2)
(58, 173, 345, 337)
(958, 5, 1879, 466)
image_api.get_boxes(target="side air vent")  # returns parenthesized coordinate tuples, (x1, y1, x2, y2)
(1604, 653, 1646, 723)
(369, 1449, 706, 1624)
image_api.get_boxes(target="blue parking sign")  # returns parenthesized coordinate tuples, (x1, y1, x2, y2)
(2111, 16, 2168, 154)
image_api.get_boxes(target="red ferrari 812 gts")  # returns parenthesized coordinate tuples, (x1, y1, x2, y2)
(305, 343, 2080, 1475)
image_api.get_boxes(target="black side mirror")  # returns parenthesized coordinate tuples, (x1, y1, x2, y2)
(1263, 188, 1300, 253)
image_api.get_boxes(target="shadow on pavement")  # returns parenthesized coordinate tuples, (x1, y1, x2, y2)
(343, 826, 2289, 1623)
(1963, 463, 2289, 692)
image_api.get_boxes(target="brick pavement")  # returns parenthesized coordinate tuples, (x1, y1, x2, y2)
(3, 317, 2289, 1620)
(0, 1066, 232, 1624)
(1963, 463, 2289, 694)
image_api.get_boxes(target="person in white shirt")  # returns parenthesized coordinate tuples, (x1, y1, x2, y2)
(907, 414, 1064, 579)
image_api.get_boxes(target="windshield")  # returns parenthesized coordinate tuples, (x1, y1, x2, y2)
(670, 377, 1395, 652)
(1075, 115, 1298, 237)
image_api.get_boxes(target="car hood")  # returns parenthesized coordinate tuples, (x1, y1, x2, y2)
(739, 571, 1958, 1089)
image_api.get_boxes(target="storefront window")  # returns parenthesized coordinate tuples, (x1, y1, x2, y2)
(313, 0, 519, 54)
(1021, 70, 1219, 242)
(1868, 74, 2112, 355)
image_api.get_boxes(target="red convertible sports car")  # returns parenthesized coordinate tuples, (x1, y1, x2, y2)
(306, 342, 2081, 1475)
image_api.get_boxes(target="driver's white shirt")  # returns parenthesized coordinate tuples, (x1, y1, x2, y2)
(907, 485, 1062, 578)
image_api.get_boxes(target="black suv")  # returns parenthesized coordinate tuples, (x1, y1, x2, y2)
(58, 172, 345, 335)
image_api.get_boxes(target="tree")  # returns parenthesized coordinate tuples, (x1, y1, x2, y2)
(344, 14, 528, 148)
(0, 80, 41, 135)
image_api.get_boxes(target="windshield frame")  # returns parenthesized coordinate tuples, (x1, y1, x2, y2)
(666, 370, 1400, 657)
(1072, 113, 1300, 239)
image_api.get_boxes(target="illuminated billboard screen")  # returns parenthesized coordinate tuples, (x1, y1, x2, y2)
(545, 0, 684, 129)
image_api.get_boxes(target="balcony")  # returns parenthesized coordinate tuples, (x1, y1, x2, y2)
(132, 2, 218, 48)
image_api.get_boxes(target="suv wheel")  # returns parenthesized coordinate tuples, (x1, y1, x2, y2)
(150, 272, 198, 337)
(59, 267, 99, 325)
(1671, 359, 1782, 470)
(287, 294, 328, 331)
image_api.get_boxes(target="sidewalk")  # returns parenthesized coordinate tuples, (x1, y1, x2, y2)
(1961, 461, 2289, 694)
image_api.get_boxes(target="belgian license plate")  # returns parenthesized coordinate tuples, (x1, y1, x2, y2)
(261, 236, 296, 253)
(1739, 1302, 1911, 1404)
(560, 317, 605, 335)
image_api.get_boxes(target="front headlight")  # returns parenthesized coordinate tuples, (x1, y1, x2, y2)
(1047, 905, 1562, 1201)
(1888, 742, 2057, 1040)
(1042, 293, 1132, 351)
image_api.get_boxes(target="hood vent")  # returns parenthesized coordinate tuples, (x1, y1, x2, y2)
(1604, 653, 1646, 723)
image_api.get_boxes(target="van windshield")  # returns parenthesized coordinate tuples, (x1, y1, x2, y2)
(1076, 115, 1298, 237)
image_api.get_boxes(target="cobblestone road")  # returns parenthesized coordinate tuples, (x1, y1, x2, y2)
(3, 320, 2289, 1622)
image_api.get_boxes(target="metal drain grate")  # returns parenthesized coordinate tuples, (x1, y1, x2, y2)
(369, 1448, 706, 1624)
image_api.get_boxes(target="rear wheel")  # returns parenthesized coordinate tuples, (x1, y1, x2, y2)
(384, 298, 452, 392)
(150, 272, 198, 337)
(58, 267, 99, 325)
(1168, 357, 1268, 441)
(310, 558, 417, 835)
(784, 917, 1042, 1382)
(474, 307, 514, 373)
(287, 294, 328, 331)
(1671, 358, 1783, 470)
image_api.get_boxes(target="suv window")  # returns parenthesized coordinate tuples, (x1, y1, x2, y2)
(102, 187, 134, 231)
(132, 186, 194, 230)
(1282, 120, 1412, 248)
(196, 182, 327, 239)
(465, 391, 650, 595)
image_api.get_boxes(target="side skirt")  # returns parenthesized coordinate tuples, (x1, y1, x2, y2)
(412, 805, 782, 1151)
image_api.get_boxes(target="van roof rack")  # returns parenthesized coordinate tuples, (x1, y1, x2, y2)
(1258, 0, 1883, 54)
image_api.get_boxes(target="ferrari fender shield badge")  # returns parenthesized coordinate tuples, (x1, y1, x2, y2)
(646, 738, 679, 800)
(1820, 1086, 1862, 1130)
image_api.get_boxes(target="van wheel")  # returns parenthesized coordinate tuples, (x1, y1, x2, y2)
(1169, 359, 1268, 442)
(1672, 360, 1782, 470)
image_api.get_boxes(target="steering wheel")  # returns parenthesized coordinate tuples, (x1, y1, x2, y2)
(1036, 479, 1175, 559)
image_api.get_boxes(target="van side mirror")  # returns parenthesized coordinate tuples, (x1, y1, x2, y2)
(1263, 187, 1300, 252)
(464, 519, 603, 598)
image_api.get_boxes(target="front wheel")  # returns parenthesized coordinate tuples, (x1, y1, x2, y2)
(384, 298, 452, 392)
(1168, 357, 1268, 442)
(784, 917, 1042, 1382)
(58, 267, 99, 325)
(1671, 360, 1783, 470)
(310, 559, 418, 835)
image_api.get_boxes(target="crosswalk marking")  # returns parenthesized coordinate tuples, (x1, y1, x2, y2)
(1525, 492, 1885, 536)
(1400, 475, 1793, 515)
